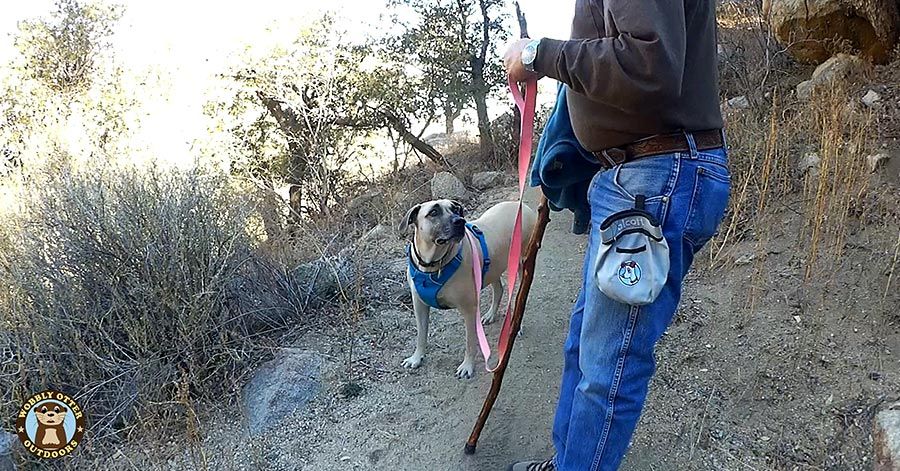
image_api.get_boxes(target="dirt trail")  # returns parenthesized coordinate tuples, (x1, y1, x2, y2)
(302, 187, 582, 470)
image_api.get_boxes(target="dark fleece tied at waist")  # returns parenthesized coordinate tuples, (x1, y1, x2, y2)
(530, 83, 603, 234)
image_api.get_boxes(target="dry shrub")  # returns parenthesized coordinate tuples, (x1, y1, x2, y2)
(0, 159, 300, 442)
(706, 78, 899, 312)
(717, 0, 801, 104)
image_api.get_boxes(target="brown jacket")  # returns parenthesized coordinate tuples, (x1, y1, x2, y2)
(533, 0, 724, 151)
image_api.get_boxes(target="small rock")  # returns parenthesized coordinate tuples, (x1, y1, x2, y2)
(243, 350, 324, 437)
(471, 171, 508, 190)
(799, 152, 821, 177)
(727, 96, 750, 109)
(862, 89, 881, 107)
(867, 153, 891, 173)
(735, 254, 755, 266)
(431, 172, 467, 200)
(875, 403, 900, 470)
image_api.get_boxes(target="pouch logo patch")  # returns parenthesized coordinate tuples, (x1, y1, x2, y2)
(618, 260, 641, 286)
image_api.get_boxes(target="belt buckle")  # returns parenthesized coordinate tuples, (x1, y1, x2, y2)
(600, 147, 627, 168)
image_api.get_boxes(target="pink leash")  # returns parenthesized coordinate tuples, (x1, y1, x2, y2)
(471, 77, 537, 372)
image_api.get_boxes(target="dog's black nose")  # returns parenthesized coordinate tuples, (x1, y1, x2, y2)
(452, 217, 465, 227)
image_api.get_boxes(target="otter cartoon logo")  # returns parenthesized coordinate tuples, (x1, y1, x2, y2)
(618, 260, 641, 286)
(15, 390, 85, 459)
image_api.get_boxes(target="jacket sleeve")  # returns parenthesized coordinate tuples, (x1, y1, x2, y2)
(533, 0, 687, 110)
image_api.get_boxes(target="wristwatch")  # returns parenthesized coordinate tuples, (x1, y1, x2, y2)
(521, 39, 541, 73)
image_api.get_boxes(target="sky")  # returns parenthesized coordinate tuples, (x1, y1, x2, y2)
(0, 0, 575, 165)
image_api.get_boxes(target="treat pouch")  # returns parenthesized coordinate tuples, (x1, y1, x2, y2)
(593, 195, 669, 305)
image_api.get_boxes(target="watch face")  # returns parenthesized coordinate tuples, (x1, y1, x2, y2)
(522, 43, 537, 64)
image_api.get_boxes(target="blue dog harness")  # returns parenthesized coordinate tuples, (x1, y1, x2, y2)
(408, 223, 491, 309)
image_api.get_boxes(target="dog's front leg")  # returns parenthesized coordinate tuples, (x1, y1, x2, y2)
(402, 289, 430, 369)
(456, 305, 479, 379)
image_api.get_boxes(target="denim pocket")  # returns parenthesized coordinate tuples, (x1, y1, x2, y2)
(611, 155, 676, 202)
(683, 164, 731, 250)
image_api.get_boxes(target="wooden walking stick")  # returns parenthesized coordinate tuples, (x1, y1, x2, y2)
(464, 193, 551, 455)
(464, 2, 552, 455)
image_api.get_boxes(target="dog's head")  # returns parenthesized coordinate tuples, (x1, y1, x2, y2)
(34, 401, 67, 426)
(400, 199, 466, 259)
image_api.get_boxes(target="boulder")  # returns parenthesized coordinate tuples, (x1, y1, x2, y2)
(431, 172, 467, 200)
(471, 171, 509, 190)
(795, 54, 867, 100)
(875, 403, 900, 471)
(292, 258, 356, 306)
(0, 431, 15, 471)
(243, 350, 324, 437)
(764, 0, 899, 64)
(345, 189, 383, 217)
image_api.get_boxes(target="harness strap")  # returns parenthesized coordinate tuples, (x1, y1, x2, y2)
(409, 224, 491, 310)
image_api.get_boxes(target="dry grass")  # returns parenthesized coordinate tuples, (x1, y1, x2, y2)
(703, 77, 899, 329)
(0, 158, 325, 449)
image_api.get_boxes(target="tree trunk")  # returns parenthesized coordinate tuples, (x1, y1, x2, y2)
(474, 0, 495, 159)
(257, 182, 285, 243)
(383, 113, 446, 170)
(444, 104, 456, 134)
(287, 183, 303, 235)
(471, 60, 494, 159)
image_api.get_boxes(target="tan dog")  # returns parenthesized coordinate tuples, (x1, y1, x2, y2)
(399, 199, 537, 378)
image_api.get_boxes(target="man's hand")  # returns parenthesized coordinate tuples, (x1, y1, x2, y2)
(503, 38, 541, 83)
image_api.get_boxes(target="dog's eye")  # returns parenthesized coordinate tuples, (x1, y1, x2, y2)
(428, 208, 439, 217)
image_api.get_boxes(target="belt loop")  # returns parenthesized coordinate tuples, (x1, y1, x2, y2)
(683, 130, 699, 159)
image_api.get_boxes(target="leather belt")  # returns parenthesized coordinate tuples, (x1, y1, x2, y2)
(593, 129, 724, 169)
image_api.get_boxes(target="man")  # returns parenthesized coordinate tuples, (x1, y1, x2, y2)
(503, 1, 730, 470)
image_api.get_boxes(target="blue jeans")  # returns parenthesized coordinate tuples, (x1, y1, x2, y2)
(551, 140, 731, 471)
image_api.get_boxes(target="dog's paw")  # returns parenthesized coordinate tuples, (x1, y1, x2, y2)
(481, 311, 497, 325)
(455, 360, 475, 379)
(402, 354, 424, 369)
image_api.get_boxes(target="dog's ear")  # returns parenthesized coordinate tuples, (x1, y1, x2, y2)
(399, 204, 421, 233)
(449, 200, 465, 217)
